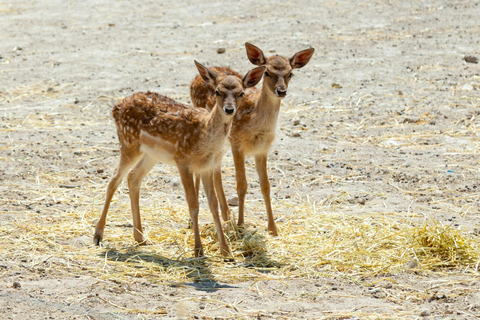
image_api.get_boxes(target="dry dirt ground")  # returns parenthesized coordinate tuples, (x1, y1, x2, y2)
(1, 0, 480, 319)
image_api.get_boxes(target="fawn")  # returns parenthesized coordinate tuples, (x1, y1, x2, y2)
(190, 43, 315, 236)
(94, 61, 265, 257)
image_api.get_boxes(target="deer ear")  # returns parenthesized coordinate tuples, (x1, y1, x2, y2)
(194, 60, 217, 87)
(245, 42, 266, 66)
(243, 66, 265, 88)
(289, 48, 315, 69)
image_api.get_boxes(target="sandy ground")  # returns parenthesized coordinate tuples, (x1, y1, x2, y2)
(1, 0, 480, 319)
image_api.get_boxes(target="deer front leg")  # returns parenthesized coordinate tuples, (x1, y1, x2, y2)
(185, 174, 202, 230)
(127, 154, 156, 244)
(178, 165, 203, 257)
(202, 171, 233, 258)
(94, 153, 140, 245)
(213, 168, 233, 222)
(232, 147, 247, 228)
(255, 154, 279, 236)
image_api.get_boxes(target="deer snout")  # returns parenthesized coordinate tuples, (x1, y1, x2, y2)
(275, 87, 287, 98)
(224, 103, 236, 115)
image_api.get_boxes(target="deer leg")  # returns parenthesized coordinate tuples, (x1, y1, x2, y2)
(127, 154, 157, 244)
(232, 147, 247, 227)
(178, 166, 203, 257)
(255, 154, 279, 236)
(186, 174, 201, 229)
(213, 168, 233, 222)
(202, 172, 233, 258)
(94, 153, 140, 245)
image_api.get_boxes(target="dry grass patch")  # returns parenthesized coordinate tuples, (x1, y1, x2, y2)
(1, 196, 479, 285)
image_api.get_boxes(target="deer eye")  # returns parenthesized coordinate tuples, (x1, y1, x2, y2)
(215, 90, 221, 96)
(264, 71, 272, 78)
(239, 92, 245, 98)
(288, 73, 294, 78)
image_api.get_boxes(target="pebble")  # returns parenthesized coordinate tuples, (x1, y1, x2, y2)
(13, 281, 21, 289)
(331, 83, 342, 88)
(420, 309, 430, 317)
(464, 55, 478, 64)
(228, 197, 239, 206)
(368, 287, 381, 293)
(406, 260, 418, 269)
(171, 178, 180, 187)
(217, 47, 226, 54)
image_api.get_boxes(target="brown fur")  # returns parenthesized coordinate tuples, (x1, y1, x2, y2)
(189, 43, 315, 235)
(94, 61, 265, 258)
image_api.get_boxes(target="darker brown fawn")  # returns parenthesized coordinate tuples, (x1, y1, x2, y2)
(190, 43, 315, 236)
(94, 61, 265, 257)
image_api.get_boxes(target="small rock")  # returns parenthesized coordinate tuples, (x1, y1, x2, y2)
(420, 309, 430, 317)
(464, 56, 478, 64)
(406, 260, 418, 269)
(461, 83, 474, 91)
(436, 292, 446, 300)
(228, 197, 239, 206)
(293, 119, 301, 126)
(291, 132, 301, 138)
(368, 287, 381, 293)
(217, 47, 226, 54)
(383, 283, 393, 289)
(13, 281, 21, 289)
(97, 168, 104, 174)
(331, 83, 342, 89)
(382, 139, 399, 146)
(171, 178, 180, 187)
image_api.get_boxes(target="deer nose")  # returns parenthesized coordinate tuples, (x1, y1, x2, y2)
(224, 104, 235, 115)
(275, 88, 287, 97)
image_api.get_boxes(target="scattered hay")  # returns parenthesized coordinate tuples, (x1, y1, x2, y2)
(412, 220, 479, 270)
(1, 194, 478, 287)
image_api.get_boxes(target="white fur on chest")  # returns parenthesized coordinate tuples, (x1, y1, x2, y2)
(190, 136, 228, 173)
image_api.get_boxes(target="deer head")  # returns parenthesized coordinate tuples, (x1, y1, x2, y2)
(194, 60, 265, 115)
(245, 42, 315, 98)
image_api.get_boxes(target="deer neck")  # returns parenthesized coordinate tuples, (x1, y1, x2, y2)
(254, 80, 282, 129)
(260, 80, 282, 111)
(205, 105, 233, 142)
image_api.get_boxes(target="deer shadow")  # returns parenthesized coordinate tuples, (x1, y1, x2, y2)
(98, 223, 283, 291)
(99, 246, 238, 292)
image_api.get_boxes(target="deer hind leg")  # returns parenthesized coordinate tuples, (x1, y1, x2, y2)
(178, 165, 203, 257)
(94, 151, 141, 245)
(255, 154, 279, 236)
(232, 148, 247, 228)
(126, 154, 157, 244)
(213, 168, 233, 222)
(202, 171, 233, 258)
